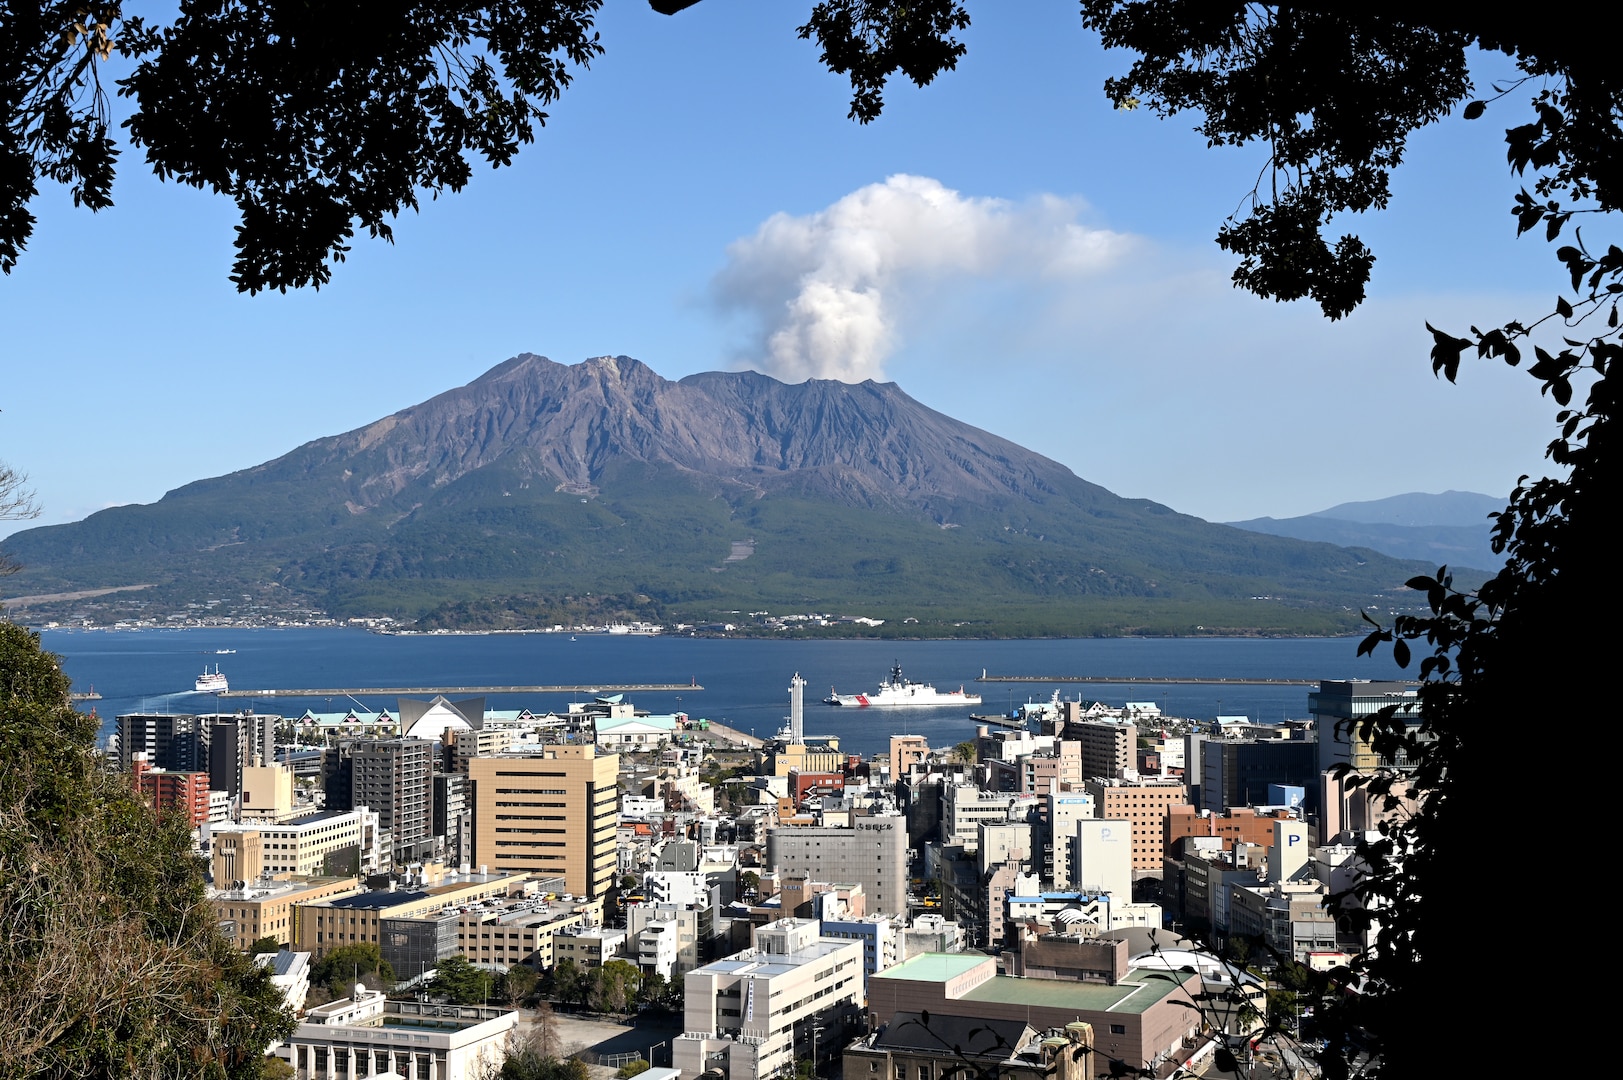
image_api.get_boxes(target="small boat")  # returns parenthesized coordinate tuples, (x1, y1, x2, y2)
(196, 665, 229, 693)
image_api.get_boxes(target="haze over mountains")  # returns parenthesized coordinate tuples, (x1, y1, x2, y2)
(1228, 491, 1504, 572)
(2, 355, 1451, 635)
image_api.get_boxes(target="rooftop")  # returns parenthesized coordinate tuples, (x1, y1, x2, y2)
(960, 971, 1192, 1016)
(873, 952, 990, 984)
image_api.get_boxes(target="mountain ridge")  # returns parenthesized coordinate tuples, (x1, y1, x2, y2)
(2, 354, 1452, 635)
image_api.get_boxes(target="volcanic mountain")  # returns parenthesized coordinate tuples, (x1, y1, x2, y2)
(2, 354, 1438, 634)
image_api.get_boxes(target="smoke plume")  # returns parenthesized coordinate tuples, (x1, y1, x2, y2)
(713, 174, 1129, 382)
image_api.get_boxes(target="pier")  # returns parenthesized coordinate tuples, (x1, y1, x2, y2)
(976, 674, 1323, 686)
(217, 682, 703, 698)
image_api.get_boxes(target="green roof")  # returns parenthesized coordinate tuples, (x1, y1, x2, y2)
(874, 952, 992, 983)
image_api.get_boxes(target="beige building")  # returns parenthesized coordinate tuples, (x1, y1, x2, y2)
(213, 877, 361, 950)
(674, 918, 865, 1080)
(212, 807, 383, 883)
(294, 869, 534, 957)
(468, 744, 619, 899)
(240, 764, 297, 822)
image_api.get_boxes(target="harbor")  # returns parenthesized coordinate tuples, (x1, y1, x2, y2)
(217, 682, 703, 698)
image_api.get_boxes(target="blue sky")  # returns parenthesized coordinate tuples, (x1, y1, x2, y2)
(0, 3, 1568, 538)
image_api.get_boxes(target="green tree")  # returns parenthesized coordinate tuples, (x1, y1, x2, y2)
(0, 622, 294, 1077)
(636, 970, 668, 1010)
(949, 740, 975, 766)
(248, 936, 282, 955)
(502, 962, 540, 1006)
(309, 942, 396, 1000)
(548, 956, 585, 1008)
(427, 955, 499, 1004)
(615, 1061, 651, 1079)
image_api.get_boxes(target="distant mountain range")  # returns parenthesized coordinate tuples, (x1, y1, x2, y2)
(2, 355, 1458, 635)
(1228, 491, 1505, 572)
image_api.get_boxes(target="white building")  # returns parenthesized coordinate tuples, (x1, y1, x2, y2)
(281, 985, 516, 1080)
(674, 918, 864, 1080)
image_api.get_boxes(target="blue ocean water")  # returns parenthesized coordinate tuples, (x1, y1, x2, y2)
(38, 629, 1407, 758)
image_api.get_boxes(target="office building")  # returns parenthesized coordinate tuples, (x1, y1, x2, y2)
(1083, 778, 1187, 873)
(468, 744, 619, 899)
(765, 814, 909, 917)
(674, 918, 865, 1080)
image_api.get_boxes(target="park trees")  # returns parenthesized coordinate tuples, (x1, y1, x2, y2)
(0, 621, 294, 1078)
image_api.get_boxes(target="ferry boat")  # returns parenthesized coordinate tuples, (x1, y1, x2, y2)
(195, 666, 229, 693)
(825, 662, 982, 707)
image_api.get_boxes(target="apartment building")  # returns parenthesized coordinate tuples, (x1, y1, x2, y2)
(468, 744, 619, 899)
(352, 738, 435, 864)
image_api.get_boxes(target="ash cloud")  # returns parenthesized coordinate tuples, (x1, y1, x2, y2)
(713, 175, 1131, 383)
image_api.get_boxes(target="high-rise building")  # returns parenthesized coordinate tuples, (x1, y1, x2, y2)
(131, 753, 211, 827)
(1067, 716, 1138, 780)
(433, 772, 471, 869)
(201, 712, 278, 798)
(352, 738, 435, 865)
(468, 744, 619, 899)
(1199, 739, 1317, 813)
(115, 713, 205, 773)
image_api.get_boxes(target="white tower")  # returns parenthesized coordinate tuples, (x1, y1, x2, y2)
(789, 673, 806, 743)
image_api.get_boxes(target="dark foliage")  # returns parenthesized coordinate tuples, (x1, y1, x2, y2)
(0, 621, 294, 1077)
(2, 1, 603, 290)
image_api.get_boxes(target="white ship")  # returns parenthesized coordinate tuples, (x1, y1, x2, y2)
(824, 662, 982, 707)
(195, 665, 229, 693)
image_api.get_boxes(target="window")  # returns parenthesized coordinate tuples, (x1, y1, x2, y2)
(1109, 1024, 1126, 1035)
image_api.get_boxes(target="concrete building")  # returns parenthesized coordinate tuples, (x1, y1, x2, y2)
(294, 868, 535, 958)
(629, 902, 714, 980)
(434, 771, 472, 869)
(766, 814, 909, 918)
(204, 712, 278, 799)
(256, 948, 313, 1012)
(1083, 778, 1187, 874)
(674, 918, 865, 1080)
(941, 785, 1025, 849)
(1199, 739, 1317, 814)
(280, 986, 516, 1080)
(240, 764, 297, 822)
(1046, 789, 1095, 889)
(889, 734, 929, 779)
(1068, 718, 1138, 780)
(131, 753, 211, 827)
(468, 744, 619, 899)
(844, 1014, 1095, 1080)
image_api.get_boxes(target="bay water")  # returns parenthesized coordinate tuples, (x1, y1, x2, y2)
(39, 628, 1407, 757)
